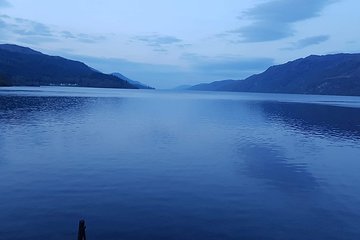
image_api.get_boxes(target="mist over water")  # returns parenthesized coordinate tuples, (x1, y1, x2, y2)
(0, 87, 360, 240)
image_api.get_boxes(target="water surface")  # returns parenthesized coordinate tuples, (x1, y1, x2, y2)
(0, 87, 360, 240)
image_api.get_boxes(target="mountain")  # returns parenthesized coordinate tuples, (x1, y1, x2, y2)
(189, 53, 360, 96)
(111, 72, 154, 89)
(189, 80, 237, 91)
(0, 44, 43, 55)
(171, 84, 193, 90)
(0, 44, 137, 89)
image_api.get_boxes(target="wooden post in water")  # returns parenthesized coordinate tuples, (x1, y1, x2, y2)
(78, 219, 86, 240)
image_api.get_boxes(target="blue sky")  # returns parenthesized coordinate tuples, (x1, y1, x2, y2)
(0, 0, 359, 88)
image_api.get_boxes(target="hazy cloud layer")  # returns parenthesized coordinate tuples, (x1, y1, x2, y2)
(61, 31, 106, 43)
(133, 34, 183, 52)
(285, 35, 330, 50)
(0, 15, 56, 43)
(0, 15, 106, 44)
(0, 0, 10, 8)
(231, 0, 336, 42)
(12, 17, 52, 36)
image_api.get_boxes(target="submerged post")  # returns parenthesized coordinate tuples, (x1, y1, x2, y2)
(78, 219, 86, 240)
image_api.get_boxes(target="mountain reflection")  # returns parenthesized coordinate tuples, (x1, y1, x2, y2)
(259, 102, 360, 140)
(0, 96, 118, 127)
(0, 96, 92, 113)
(238, 143, 319, 192)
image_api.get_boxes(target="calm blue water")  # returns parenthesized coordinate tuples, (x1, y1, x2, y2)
(0, 87, 360, 240)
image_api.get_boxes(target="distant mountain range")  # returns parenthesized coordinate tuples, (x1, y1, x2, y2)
(189, 53, 360, 96)
(111, 72, 154, 89)
(171, 85, 192, 90)
(0, 44, 138, 89)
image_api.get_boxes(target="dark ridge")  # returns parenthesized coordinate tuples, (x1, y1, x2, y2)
(0, 44, 137, 89)
(189, 53, 360, 96)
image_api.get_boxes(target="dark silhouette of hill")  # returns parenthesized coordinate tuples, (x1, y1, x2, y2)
(189, 80, 237, 91)
(189, 53, 360, 96)
(0, 44, 137, 89)
(111, 72, 154, 89)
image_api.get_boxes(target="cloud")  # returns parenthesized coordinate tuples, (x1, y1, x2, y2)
(16, 36, 58, 44)
(0, 18, 7, 28)
(61, 31, 75, 39)
(0, 19, 9, 39)
(0, 15, 56, 43)
(0, 0, 10, 8)
(230, 0, 336, 42)
(61, 31, 106, 43)
(153, 48, 168, 53)
(243, 0, 336, 23)
(132, 34, 183, 52)
(284, 35, 330, 50)
(230, 21, 293, 42)
(12, 17, 52, 36)
(134, 34, 182, 46)
(0, 15, 106, 44)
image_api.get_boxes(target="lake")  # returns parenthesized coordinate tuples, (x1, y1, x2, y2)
(0, 87, 360, 240)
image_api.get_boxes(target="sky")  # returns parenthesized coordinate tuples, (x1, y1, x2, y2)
(0, 0, 359, 89)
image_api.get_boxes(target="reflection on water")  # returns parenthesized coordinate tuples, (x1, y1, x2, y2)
(259, 102, 360, 141)
(238, 143, 319, 192)
(0, 96, 96, 126)
(0, 87, 360, 240)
